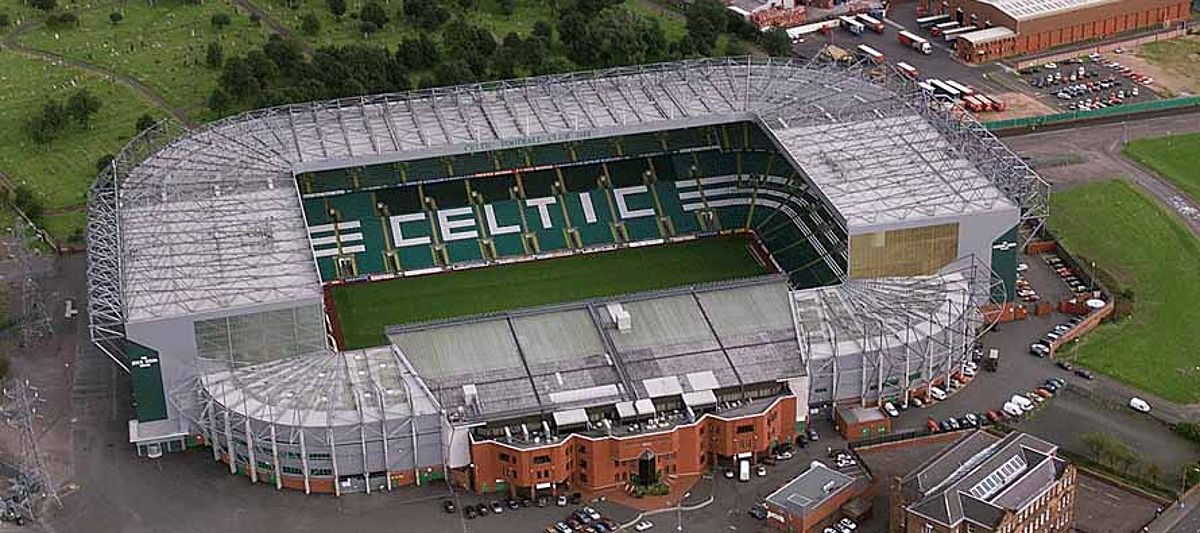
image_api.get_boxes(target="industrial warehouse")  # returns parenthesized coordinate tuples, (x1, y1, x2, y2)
(917, 0, 1192, 63)
(86, 56, 1049, 497)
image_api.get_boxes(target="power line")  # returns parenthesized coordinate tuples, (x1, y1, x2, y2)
(15, 221, 53, 347)
(1, 378, 62, 525)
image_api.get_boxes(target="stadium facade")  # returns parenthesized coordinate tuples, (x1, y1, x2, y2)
(87, 57, 1048, 496)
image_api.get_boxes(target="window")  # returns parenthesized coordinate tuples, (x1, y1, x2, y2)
(533, 455, 552, 465)
(579, 459, 588, 468)
(498, 452, 513, 463)
(578, 445, 588, 454)
(736, 424, 754, 434)
(256, 461, 274, 470)
(310, 468, 333, 476)
(308, 452, 331, 461)
(282, 466, 303, 475)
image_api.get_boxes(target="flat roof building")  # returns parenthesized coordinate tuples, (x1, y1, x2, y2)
(763, 462, 869, 532)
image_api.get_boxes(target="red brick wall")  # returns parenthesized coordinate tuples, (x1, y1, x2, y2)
(469, 396, 798, 495)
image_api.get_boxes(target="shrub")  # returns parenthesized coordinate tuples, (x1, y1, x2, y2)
(1173, 421, 1200, 445)
(109, 11, 122, 24)
(300, 13, 320, 35)
(211, 12, 231, 29)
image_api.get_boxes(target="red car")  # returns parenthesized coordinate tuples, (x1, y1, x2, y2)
(986, 410, 1004, 423)
(926, 419, 941, 433)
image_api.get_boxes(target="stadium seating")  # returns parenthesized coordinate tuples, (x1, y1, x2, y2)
(300, 122, 846, 287)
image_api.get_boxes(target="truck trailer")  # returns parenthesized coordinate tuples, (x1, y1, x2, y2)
(898, 31, 932, 54)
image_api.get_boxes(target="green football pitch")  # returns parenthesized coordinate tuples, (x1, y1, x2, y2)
(332, 235, 770, 349)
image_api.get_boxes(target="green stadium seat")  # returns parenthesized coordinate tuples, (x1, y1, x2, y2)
(746, 124, 778, 151)
(303, 168, 354, 194)
(422, 180, 471, 210)
(563, 189, 617, 247)
(517, 170, 569, 252)
(619, 132, 663, 157)
(604, 159, 648, 188)
(487, 199, 528, 257)
(358, 164, 400, 189)
(493, 148, 530, 170)
(559, 165, 601, 193)
(527, 143, 572, 166)
(403, 157, 450, 182)
(450, 152, 496, 177)
(654, 181, 700, 235)
(573, 137, 616, 162)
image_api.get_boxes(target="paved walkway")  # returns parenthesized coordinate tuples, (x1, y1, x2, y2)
(1146, 484, 1200, 532)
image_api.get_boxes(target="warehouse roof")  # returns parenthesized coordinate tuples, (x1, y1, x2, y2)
(956, 26, 1017, 46)
(981, 0, 1118, 22)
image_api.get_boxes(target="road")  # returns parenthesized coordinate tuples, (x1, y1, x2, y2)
(1004, 112, 1200, 238)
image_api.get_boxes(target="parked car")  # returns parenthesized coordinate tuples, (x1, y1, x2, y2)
(1075, 369, 1095, 380)
(1129, 397, 1152, 413)
(963, 413, 979, 427)
(1055, 360, 1073, 371)
(926, 418, 940, 432)
(883, 401, 900, 417)
(554, 522, 573, 533)
(634, 521, 655, 531)
(1003, 402, 1023, 418)
(756, 465, 767, 477)
(464, 506, 477, 519)
(808, 429, 820, 441)
(443, 500, 456, 514)
(557, 495, 569, 507)
(476, 503, 489, 516)
(839, 518, 858, 531)
(491, 501, 504, 514)
(986, 410, 1004, 423)
(928, 386, 947, 401)
(1030, 343, 1050, 357)
(910, 397, 924, 408)
(749, 505, 768, 520)
(1035, 388, 1054, 399)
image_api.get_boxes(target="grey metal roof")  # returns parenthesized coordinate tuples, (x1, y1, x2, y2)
(385, 276, 802, 421)
(901, 431, 1064, 527)
(91, 57, 1046, 324)
(981, 0, 1117, 22)
(956, 26, 1017, 46)
(765, 462, 859, 517)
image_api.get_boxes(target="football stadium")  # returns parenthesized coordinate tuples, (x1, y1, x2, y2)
(86, 57, 1048, 496)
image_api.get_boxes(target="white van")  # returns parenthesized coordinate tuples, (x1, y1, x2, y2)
(1010, 394, 1034, 412)
(1129, 397, 1151, 413)
(928, 387, 947, 401)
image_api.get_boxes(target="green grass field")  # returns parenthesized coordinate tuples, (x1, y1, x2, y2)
(1049, 180, 1200, 403)
(1136, 37, 1200, 94)
(16, 0, 267, 116)
(0, 51, 163, 242)
(332, 235, 768, 349)
(1124, 132, 1200, 203)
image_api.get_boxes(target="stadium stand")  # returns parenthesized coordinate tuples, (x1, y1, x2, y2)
(297, 122, 847, 288)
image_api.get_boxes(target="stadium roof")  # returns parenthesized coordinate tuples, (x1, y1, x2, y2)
(202, 346, 442, 428)
(981, 0, 1117, 22)
(386, 276, 803, 422)
(900, 431, 1066, 528)
(91, 57, 1045, 324)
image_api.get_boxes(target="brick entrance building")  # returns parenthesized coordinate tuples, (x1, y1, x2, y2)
(919, 0, 1191, 63)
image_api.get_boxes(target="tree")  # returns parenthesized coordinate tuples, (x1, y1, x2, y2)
(66, 88, 103, 128)
(12, 185, 44, 222)
(758, 27, 791, 57)
(685, 0, 728, 56)
(208, 87, 232, 112)
(403, 0, 449, 30)
(300, 13, 320, 35)
(432, 60, 474, 87)
(263, 35, 303, 71)
(205, 41, 224, 68)
(359, 20, 379, 34)
(95, 153, 115, 173)
(532, 20, 553, 45)
(359, 1, 388, 27)
(46, 12, 78, 29)
(109, 11, 123, 24)
(441, 19, 495, 75)
(0, 13, 10, 28)
(396, 34, 439, 70)
(30, 0, 56, 12)
(498, 0, 515, 16)
(25, 100, 67, 145)
(327, 0, 346, 18)
(211, 12, 232, 29)
(135, 113, 157, 132)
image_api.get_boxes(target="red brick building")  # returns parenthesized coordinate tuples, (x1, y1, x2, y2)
(468, 394, 798, 497)
(919, 0, 1191, 63)
(762, 462, 870, 532)
(890, 431, 1077, 533)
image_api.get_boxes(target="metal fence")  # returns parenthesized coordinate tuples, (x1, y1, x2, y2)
(983, 96, 1200, 131)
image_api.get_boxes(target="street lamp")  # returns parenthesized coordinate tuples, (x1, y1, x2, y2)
(676, 491, 691, 531)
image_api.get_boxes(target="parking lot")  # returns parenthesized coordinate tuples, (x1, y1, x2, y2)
(1017, 54, 1160, 112)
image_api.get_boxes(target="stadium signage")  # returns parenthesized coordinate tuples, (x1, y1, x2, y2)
(388, 186, 658, 247)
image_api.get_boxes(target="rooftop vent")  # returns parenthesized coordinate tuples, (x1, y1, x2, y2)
(605, 303, 631, 332)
